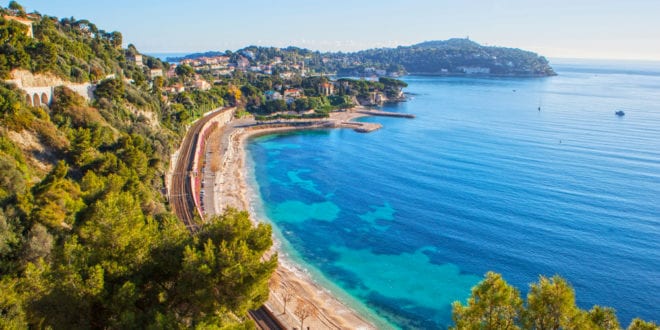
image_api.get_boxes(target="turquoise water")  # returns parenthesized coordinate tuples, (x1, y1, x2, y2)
(247, 60, 660, 329)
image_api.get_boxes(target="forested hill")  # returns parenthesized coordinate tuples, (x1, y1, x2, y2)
(338, 38, 555, 76)
(0, 2, 275, 329)
(170, 38, 555, 77)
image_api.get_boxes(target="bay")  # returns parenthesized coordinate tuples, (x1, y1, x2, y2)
(247, 60, 660, 329)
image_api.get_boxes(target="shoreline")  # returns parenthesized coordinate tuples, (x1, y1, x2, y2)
(201, 109, 392, 329)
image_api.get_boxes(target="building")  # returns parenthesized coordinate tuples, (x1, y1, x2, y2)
(283, 88, 303, 98)
(236, 56, 250, 70)
(319, 82, 334, 96)
(458, 66, 491, 74)
(194, 79, 211, 91)
(149, 68, 163, 79)
(3, 15, 33, 38)
(128, 54, 144, 68)
(264, 90, 282, 101)
(165, 84, 185, 93)
(167, 65, 177, 78)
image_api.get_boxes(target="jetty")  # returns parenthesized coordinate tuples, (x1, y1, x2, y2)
(339, 121, 382, 133)
(356, 109, 416, 118)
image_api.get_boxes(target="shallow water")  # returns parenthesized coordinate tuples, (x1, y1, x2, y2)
(247, 60, 660, 329)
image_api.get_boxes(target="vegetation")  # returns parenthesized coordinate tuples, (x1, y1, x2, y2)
(452, 272, 658, 330)
(1, 2, 275, 328)
(0, 3, 652, 329)
(345, 38, 556, 76)
(168, 39, 555, 78)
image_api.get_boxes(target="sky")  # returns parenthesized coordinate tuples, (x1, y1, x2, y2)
(7, 0, 660, 60)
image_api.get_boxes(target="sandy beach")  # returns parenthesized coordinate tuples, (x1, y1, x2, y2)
(200, 109, 382, 329)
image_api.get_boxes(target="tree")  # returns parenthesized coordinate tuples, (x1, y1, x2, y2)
(627, 318, 658, 330)
(8, 1, 25, 15)
(451, 271, 523, 330)
(587, 306, 620, 330)
(294, 298, 317, 330)
(109, 31, 122, 48)
(523, 275, 580, 330)
(0, 277, 27, 329)
(175, 64, 194, 79)
(279, 284, 295, 315)
(168, 208, 277, 326)
(94, 78, 124, 102)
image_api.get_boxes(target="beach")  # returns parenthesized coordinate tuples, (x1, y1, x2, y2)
(200, 109, 381, 329)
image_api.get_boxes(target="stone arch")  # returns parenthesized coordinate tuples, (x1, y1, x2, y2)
(33, 93, 40, 107)
(41, 93, 49, 106)
(25, 94, 32, 106)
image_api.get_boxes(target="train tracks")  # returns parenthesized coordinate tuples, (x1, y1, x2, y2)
(169, 108, 283, 330)
(170, 111, 216, 232)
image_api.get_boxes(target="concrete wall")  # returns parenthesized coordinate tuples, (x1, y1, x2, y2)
(190, 107, 236, 220)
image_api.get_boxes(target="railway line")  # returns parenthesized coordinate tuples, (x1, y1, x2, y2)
(169, 108, 283, 329)
(170, 109, 221, 231)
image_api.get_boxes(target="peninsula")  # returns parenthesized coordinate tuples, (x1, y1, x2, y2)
(168, 38, 556, 78)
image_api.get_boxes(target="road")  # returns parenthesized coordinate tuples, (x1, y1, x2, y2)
(169, 109, 284, 330)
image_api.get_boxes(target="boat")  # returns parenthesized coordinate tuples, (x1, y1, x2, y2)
(615, 110, 625, 116)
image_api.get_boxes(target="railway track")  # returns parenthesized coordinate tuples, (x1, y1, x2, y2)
(170, 110, 221, 231)
(169, 108, 283, 330)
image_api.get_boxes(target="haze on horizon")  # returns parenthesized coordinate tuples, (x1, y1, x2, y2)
(9, 0, 660, 61)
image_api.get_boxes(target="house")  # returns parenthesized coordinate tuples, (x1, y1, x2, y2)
(3, 15, 33, 38)
(283, 88, 303, 98)
(319, 82, 334, 96)
(264, 90, 282, 101)
(458, 66, 491, 74)
(167, 65, 177, 78)
(149, 68, 163, 79)
(128, 54, 144, 68)
(236, 56, 250, 70)
(165, 84, 185, 93)
(194, 79, 211, 91)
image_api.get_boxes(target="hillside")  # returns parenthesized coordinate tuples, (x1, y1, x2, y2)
(169, 38, 555, 77)
(340, 38, 555, 76)
(0, 2, 274, 329)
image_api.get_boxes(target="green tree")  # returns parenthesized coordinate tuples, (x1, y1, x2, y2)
(523, 275, 580, 330)
(451, 271, 523, 330)
(30, 161, 84, 230)
(627, 318, 658, 330)
(168, 208, 277, 327)
(175, 64, 194, 79)
(8, 1, 25, 15)
(587, 306, 620, 330)
(0, 277, 27, 329)
(94, 78, 124, 102)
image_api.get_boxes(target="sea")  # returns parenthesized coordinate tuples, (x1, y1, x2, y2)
(246, 59, 660, 329)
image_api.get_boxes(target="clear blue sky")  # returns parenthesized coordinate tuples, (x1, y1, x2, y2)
(8, 0, 660, 60)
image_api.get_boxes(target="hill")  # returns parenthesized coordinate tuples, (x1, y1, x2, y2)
(0, 2, 274, 329)
(170, 38, 555, 77)
(341, 38, 555, 76)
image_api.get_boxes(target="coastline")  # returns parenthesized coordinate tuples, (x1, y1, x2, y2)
(201, 109, 391, 329)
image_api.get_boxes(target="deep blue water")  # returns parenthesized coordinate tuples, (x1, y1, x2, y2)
(246, 60, 660, 329)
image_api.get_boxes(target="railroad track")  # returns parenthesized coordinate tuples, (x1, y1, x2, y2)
(169, 108, 283, 330)
(170, 110, 221, 231)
